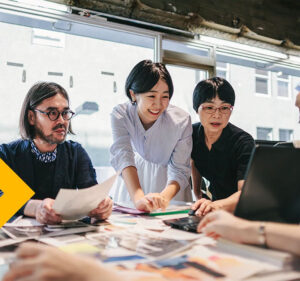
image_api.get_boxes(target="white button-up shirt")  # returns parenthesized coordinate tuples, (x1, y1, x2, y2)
(110, 102, 192, 190)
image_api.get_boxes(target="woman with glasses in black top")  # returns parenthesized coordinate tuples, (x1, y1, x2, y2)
(190, 77, 255, 217)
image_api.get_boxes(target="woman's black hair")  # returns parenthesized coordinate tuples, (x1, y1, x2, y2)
(125, 60, 173, 101)
(193, 77, 235, 112)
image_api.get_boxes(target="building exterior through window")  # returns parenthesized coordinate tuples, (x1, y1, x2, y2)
(0, 0, 300, 167)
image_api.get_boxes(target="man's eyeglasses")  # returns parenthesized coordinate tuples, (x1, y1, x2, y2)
(34, 109, 75, 121)
(199, 105, 233, 115)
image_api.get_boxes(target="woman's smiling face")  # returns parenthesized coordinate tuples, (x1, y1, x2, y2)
(131, 79, 170, 129)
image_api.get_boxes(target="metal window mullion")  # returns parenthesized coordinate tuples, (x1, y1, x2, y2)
(154, 33, 162, 63)
(267, 71, 271, 96)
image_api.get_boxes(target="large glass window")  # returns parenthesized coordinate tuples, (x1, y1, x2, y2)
(0, 13, 154, 167)
(216, 52, 300, 142)
(166, 65, 208, 123)
(162, 38, 214, 123)
(2, 0, 300, 169)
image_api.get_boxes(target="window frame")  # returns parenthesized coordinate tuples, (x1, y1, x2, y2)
(255, 69, 271, 97)
(276, 74, 291, 99)
(161, 34, 215, 76)
(278, 128, 294, 142)
(216, 61, 229, 80)
(256, 127, 273, 141)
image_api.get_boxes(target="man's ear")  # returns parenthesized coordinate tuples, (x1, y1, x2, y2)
(28, 110, 35, 126)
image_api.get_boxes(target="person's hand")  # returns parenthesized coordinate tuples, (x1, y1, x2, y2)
(3, 242, 118, 281)
(35, 198, 61, 225)
(145, 193, 168, 211)
(192, 198, 223, 217)
(88, 197, 113, 220)
(197, 210, 254, 243)
(135, 193, 168, 212)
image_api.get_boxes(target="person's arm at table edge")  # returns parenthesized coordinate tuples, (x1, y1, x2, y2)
(198, 211, 300, 256)
(191, 160, 202, 199)
(213, 180, 244, 213)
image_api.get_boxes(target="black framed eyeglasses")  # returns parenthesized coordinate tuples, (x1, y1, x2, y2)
(199, 105, 233, 115)
(34, 109, 75, 121)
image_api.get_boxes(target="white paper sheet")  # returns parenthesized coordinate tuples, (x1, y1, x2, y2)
(53, 173, 117, 220)
(4, 217, 44, 227)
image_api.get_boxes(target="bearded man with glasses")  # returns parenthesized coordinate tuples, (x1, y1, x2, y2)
(0, 82, 112, 224)
(190, 77, 255, 217)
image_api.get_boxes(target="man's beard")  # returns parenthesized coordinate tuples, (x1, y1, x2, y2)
(34, 123, 67, 145)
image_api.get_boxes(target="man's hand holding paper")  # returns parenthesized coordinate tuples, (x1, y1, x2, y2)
(36, 198, 62, 225)
(88, 197, 113, 220)
(52, 174, 117, 220)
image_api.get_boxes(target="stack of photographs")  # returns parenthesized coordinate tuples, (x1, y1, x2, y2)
(2, 221, 97, 240)
(86, 228, 196, 263)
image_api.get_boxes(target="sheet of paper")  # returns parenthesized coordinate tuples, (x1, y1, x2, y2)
(113, 204, 146, 215)
(59, 242, 101, 254)
(52, 173, 117, 220)
(188, 244, 279, 280)
(136, 218, 169, 231)
(4, 217, 43, 227)
(113, 203, 190, 216)
(39, 234, 86, 247)
(160, 227, 203, 240)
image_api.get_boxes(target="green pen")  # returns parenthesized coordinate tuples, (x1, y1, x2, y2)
(146, 209, 190, 216)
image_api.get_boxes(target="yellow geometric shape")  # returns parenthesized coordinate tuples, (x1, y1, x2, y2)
(0, 159, 35, 227)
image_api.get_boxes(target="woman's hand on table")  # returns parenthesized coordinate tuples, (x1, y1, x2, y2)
(135, 193, 168, 212)
(197, 210, 254, 243)
(192, 198, 223, 217)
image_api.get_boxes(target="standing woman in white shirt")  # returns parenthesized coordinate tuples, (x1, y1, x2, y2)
(110, 60, 192, 212)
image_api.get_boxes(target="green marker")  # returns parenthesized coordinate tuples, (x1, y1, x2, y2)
(147, 209, 190, 216)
